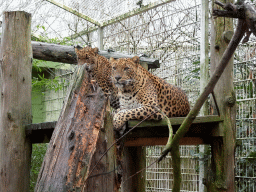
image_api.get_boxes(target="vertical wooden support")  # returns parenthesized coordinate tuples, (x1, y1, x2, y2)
(121, 147, 146, 192)
(199, 1, 209, 192)
(207, 0, 236, 191)
(0, 11, 32, 192)
(121, 62, 148, 192)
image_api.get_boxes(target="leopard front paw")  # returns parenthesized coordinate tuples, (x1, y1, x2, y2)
(113, 113, 128, 136)
(113, 113, 125, 129)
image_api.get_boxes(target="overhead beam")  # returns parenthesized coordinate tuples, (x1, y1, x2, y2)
(101, 0, 175, 27)
(31, 41, 159, 68)
(45, 0, 101, 26)
(64, 0, 175, 40)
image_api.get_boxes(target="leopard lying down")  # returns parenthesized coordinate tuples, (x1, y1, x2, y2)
(110, 56, 190, 132)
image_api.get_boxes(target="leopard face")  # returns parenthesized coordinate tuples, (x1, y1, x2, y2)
(110, 56, 141, 92)
(75, 46, 120, 110)
(75, 46, 99, 72)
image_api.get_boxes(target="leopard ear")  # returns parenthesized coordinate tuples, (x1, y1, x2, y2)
(93, 47, 99, 53)
(109, 57, 116, 63)
(132, 56, 140, 64)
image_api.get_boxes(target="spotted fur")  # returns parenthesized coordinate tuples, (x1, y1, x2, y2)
(110, 56, 190, 131)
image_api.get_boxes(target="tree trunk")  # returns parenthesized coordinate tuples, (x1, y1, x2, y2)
(35, 65, 120, 191)
(0, 11, 33, 192)
(207, 0, 236, 191)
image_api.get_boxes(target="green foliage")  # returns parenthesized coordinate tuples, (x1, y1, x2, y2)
(32, 73, 66, 93)
(33, 25, 72, 45)
(30, 144, 48, 191)
(30, 29, 71, 190)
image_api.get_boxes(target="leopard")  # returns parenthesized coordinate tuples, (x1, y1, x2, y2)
(110, 56, 190, 132)
(75, 46, 119, 110)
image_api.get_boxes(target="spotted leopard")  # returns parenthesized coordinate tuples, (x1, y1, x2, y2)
(75, 46, 119, 109)
(110, 56, 190, 131)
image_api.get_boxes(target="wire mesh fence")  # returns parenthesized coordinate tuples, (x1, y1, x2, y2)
(146, 146, 199, 192)
(234, 41, 256, 192)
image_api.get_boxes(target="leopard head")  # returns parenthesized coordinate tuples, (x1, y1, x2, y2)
(110, 56, 140, 90)
(74, 46, 99, 71)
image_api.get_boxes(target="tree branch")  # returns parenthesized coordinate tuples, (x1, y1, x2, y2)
(158, 18, 247, 161)
(213, 1, 256, 37)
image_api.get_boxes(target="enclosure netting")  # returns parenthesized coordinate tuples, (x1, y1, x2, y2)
(1, 0, 256, 191)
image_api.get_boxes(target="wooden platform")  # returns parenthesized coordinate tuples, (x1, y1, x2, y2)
(25, 115, 223, 145)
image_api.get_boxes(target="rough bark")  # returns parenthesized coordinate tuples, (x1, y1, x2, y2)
(213, 0, 256, 40)
(0, 11, 33, 192)
(35, 65, 119, 191)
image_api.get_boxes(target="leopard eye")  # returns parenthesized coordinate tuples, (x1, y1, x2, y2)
(124, 67, 129, 71)
(112, 66, 116, 70)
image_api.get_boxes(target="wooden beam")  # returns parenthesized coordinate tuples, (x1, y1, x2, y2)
(26, 115, 223, 145)
(45, 0, 101, 26)
(125, 137, 205, 146)
(128, 115, 223, 128)
(26, 121, 56, 143)
(31, 41, 159, 69)
(100, 0, 175, 27)
(64, 0, 176, 39)
(0, 11, 32, 192)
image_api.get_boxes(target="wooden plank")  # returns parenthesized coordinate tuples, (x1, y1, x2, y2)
(128, 115, 223, 128)
(125, 137, 205, 146)
(26, 115, 223, 144)
(26, 121, 56, 143)
(0, 11, 32, 192)
(31, 41, 159, 69)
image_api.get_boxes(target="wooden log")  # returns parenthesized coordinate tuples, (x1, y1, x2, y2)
(35, 65, 120, 191)
(0, 11, 33, 192)
(206, 0, 237, 191)
(31, 41, 159, 69)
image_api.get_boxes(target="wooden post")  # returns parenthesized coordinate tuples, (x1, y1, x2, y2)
(35, 65, 119, 191)
(207, 0, 236, 191)
(121, 147, 146, 192)
(199, 1, 209, 192)
(0, 11, 33, 192)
